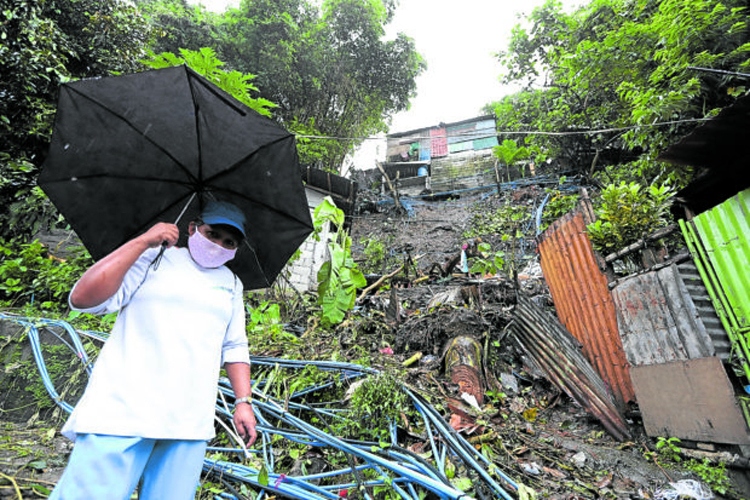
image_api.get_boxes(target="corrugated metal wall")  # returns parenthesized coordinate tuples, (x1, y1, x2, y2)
(677, 260, 733, 360)
(473, 136, 498, 150)
(681, 188, 750, 383)
(448, 141, 474, 153)
(430, 127, 448, 158)
(612, 262, 718, 367)
(691, 188, 750, 330)
(537, 199, 635, 406)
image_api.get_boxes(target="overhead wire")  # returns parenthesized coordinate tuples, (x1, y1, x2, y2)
(294, 116, 712, 143)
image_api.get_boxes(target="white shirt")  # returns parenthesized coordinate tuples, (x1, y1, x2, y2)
(61, 246, 249, 441)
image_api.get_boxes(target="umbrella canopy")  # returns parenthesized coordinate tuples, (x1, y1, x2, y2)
(39, 65, 313, 290)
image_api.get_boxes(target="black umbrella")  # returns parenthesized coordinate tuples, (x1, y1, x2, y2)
(39, 65, 313, 290)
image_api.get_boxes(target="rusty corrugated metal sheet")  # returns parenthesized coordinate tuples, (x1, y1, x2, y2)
(612, 263, 717, 367)
(537, 200, 635, 406)
(511, 296, 631, 441)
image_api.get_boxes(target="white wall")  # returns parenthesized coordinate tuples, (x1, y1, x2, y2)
(285, 189, 331, 292)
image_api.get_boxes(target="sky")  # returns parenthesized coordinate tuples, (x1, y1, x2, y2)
(190, 0, 580, 169)
(384, 0, 558, 133)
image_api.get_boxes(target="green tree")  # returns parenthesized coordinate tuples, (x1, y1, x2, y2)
(218, 0, 425, 171)
(492, 0, 750, 186)
(137, 0, 218, 55)
(0, 0, 152, 241)
(135, 0, 425, 172)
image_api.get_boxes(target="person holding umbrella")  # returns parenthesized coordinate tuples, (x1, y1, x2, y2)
(50, 200, 257, 500)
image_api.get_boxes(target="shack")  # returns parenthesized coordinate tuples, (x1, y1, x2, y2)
(537, 95, 750, 451)
(379, 115, 499, 196)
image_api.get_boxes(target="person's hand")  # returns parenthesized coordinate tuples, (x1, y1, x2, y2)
(233, 403, 257, 447)
(139, 222, 179, 249)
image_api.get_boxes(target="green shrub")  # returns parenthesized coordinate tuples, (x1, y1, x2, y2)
(586, 181, 674, 253)
(344, 372, 409, 443)
(469, 242, 506, 277)
(0, 239, 92, 311)
(466, 201, 530, 239)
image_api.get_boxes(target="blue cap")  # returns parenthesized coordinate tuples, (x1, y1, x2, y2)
(200, 200, 247, 238)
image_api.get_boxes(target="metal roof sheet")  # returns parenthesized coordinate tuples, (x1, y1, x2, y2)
(659, 94, 750, 172)
(511, 295, 631, 441)
(612, 263, 717, 367)
(659, 94, 750, 213)
(538, 201, 635, 406)
(691, 188, 750, 330)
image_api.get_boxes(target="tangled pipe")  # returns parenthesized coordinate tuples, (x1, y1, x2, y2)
(2, 314, 517, 499)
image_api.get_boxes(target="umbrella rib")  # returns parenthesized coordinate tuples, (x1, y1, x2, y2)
(63, 85, 198, 184)
(203, 135, 293, 185)
(199, 135, 311, 223)
(37, 172, 197, 187)
(186, 66, 248, 117)
(241, 239, 271, 288)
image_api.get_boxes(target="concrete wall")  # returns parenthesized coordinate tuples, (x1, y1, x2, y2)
(430, 150, 496, 193)
(285, 189, 330, 293)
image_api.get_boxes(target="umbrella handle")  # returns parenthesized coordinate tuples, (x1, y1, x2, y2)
(151, 242, 168, 270)
(151, 192, 196, 270)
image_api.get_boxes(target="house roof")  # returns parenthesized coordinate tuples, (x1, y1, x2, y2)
(300, 166, 358, 220)
(659, 94, 750, 215)
(386, 114, 496, 139)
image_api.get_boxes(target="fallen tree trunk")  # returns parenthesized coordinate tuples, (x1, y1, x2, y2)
(444, 335, 485, 406)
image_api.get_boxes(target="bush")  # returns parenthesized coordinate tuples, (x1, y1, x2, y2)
(0, 239, 92, 311)
(586, 181, 674, 253)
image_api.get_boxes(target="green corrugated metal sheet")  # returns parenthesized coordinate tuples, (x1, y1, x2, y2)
(680, 188, 750, 385)
(693, 189, 750, 329)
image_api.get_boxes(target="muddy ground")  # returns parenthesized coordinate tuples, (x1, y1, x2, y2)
(2, 185, 750, 498)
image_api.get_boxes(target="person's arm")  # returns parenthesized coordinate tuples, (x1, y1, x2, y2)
(225, 361, 257, 446)
(70, 222, 180, 309)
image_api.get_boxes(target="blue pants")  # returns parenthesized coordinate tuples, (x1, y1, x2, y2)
(50, 434, 207, 500)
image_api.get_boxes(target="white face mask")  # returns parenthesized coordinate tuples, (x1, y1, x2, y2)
(188, 229, 237, 268)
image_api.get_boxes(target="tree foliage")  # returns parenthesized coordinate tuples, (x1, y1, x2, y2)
(136, 0, 424, 171)
(1, 0, 424, 241)
(142, 46, 276, 116)
(137, 0, 217, 54)
(168, 0, 425, 171)
(492, 0, 750, 186)
(0, 0, 152, 241)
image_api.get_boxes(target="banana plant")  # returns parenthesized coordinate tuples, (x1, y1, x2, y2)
(313, 197, 367, 328)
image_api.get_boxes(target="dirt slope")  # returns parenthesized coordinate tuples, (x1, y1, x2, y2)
(348, 186, 750, 498)
(2, 185, 749, 499)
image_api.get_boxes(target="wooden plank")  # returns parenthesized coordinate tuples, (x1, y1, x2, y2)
(630, 357, 750, 445)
